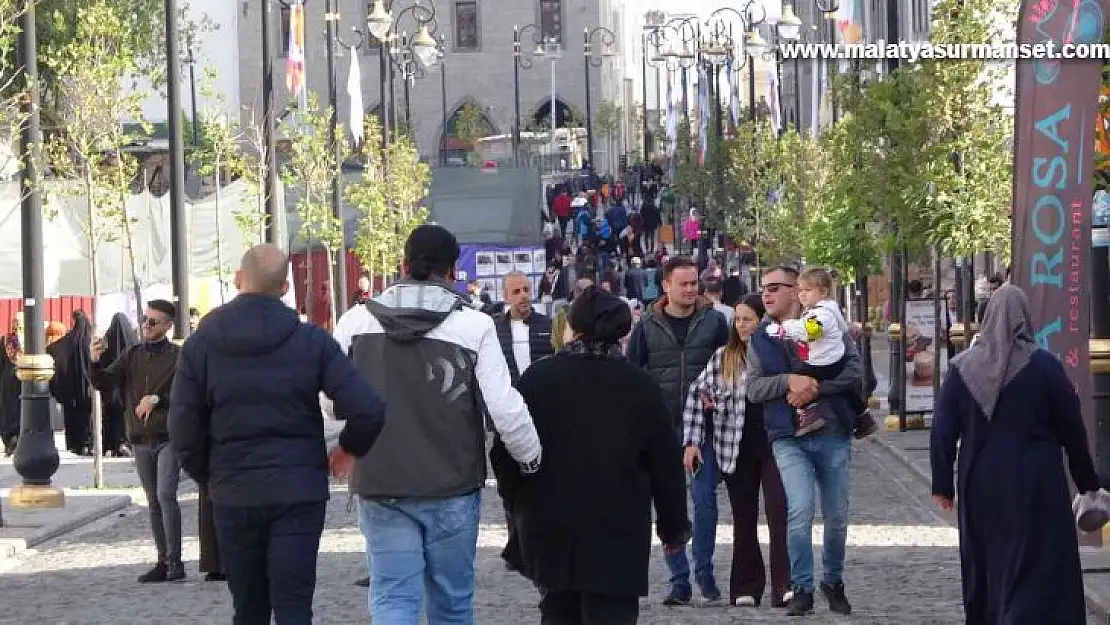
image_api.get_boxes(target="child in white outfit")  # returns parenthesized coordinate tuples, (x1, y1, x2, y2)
(766, 268, 873, 437)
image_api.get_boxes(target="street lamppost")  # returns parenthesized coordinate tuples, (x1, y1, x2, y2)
(388, 25, 442, 139)
(583, 26, 616, 172)
(513, 24, 544, 165)
(165, 0, 190, 339)
(184, 37, 201, 147)
(9, 0, 62, 509)
(322, 0, 350, 315)
(259, 0, 291, 245)
(640, 25, 667, 161)
(662, 17, 699, 121)
(367, 0, 440, 139)
(705, 3, 767, 123)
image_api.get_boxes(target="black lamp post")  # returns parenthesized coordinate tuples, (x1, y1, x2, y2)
(583, 26, 616, 172)
(513, 24, 542, 166)
(641, 24, 669, 161)
(185, 39, 200, 147)
(439, 35, 448, 166)
(9, 0, 62, 509)
(166, 0, 191, 339)
(371, 1, 440, 141)
(260, 0, 284, 244)
(323, 0, 348, 315)
(662, 17, 698, 121)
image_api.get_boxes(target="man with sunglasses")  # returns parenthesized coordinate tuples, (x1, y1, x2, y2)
(91, 299, 184, 583)
(746, 266, 863, 616)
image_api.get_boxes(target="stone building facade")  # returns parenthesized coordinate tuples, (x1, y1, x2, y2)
(236, 0, 626, 168)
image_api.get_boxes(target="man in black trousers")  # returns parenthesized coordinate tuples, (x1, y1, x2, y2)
(170, 244, 387, 624)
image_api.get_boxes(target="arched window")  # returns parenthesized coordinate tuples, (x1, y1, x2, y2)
(529, 97, 576, 131)
(442, 102, 497, 165)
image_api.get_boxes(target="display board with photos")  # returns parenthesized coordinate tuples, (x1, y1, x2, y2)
(456, 244, 546, 302)
(902, 298, 949, 413)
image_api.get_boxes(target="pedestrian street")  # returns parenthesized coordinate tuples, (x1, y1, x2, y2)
(3, 438, 1095, 624)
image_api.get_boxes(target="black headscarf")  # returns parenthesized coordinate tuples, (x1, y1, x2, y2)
(102, 313, 136, 366)
(48, 310, 93, 408)
(567, 287, 632, 348)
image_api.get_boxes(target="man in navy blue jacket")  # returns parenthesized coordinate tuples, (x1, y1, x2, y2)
(169, 244, 387, 625)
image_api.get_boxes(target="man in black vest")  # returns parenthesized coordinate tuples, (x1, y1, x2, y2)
(494, 271, 554, 383)
(627, 257, 729, 606)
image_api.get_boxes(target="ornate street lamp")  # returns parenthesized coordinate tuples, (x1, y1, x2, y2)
(512, 24, 544, 164)
(583, 26, 616, 171)
(9, 0, 62, 509)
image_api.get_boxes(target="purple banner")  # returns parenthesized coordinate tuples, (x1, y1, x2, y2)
(455, 244, 547, 300)
(1011, 0, 1107, 444)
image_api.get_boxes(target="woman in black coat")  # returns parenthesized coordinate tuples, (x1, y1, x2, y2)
(492, 287, 690, 624)
(0, 334, 23, 456)
(47, 309, 94, 455)
(99, 313, 136, 456)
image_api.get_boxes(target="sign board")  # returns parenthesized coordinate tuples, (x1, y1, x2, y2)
(902, 298, 948, 414)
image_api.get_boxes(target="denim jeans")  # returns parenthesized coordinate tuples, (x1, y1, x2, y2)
(665, 435, 719, 594)
(132, 442, 182, 565)
(213, 501, 327, 625)
(771, 433, 851, 593)
(360, 490, 481, 624)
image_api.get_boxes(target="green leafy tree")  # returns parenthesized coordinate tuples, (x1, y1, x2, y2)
(453, 102, 489, 164)
(348, 115, 430, 288)
(236, 107, 272, 245)
(192, 69, 245, 300)
(43, 2, 149, 299)
(915, 0, 1015, 260)
(8, 0, 212, 128)
(282, 91, 349, 328)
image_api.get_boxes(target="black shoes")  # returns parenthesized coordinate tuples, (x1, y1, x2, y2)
(354, 577, 370, 587)
(820, 581, 852, 614)
(204, 572, 227, 582)
(138, 561, 185, 583)
(662, 586, 692, 606)
(785, 587, 814, 616)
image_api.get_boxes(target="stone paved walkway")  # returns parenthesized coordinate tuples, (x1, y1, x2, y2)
(0, 439, 1100, 624)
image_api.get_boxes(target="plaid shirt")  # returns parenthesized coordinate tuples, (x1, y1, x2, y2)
(681, 347, 746, 474)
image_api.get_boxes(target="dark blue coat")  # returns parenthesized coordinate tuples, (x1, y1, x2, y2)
(169, 293, 386, 507)
(931, 350, 1097, 625)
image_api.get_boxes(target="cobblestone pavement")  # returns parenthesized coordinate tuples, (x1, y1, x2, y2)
(0, 441, 1100, 624)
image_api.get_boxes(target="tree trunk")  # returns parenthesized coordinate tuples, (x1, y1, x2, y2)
(84, 172, 99, 306)
(215, 155, 226, 304)
(325, 246, 337, 330)
(119, 152, 142, 325)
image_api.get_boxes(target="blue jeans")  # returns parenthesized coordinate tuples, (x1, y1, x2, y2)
(771, 433, 851, 593)
(359, 490, 481, 624)
(665, 436, 719, 594)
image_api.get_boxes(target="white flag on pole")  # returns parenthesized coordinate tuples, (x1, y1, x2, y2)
(347, 52, 364, 143)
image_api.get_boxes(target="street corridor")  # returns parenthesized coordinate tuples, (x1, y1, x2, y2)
(0, 441, 1100, 624)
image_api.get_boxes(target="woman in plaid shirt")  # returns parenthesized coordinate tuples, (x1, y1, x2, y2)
(682, 293, 791, 609)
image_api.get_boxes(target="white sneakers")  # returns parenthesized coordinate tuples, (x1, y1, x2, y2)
(733, 596, 758, 607)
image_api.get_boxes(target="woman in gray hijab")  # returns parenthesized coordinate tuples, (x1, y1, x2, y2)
(930, 284, 1098, 625)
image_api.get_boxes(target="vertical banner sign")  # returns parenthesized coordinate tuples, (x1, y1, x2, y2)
(1011, 0, 1107, 444)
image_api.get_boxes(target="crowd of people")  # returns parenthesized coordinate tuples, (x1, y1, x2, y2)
(6, 211, 1103, 623)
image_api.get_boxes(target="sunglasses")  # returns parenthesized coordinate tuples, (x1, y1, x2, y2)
(142, 317, 166, 328)
(761, 282, 797, 293)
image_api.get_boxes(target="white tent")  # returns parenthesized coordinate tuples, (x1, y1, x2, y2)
(0, 179, 292, 330)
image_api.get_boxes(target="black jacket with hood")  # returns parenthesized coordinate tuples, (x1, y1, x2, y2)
(168, 293, 387, 507)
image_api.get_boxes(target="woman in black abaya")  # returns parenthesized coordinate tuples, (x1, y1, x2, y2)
(0, 334, 23, 456)
(48, 310, 94, 455)
(931, 285, 1099, 624)
(99, 313, 136, 456)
